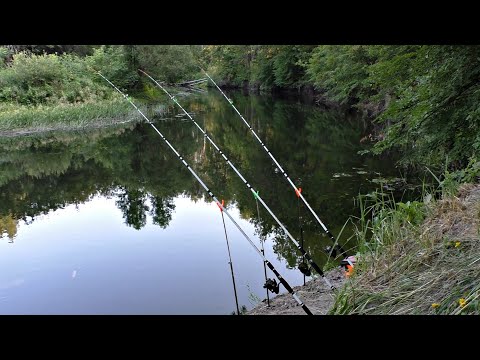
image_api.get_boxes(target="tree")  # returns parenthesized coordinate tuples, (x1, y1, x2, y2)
(135, 45, 199, 83)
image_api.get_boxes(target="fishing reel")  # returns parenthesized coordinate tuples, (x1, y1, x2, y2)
(298, 262, 311, 276)
(263, 278, 280, 294)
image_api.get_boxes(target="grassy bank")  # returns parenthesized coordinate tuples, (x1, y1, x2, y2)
(0, 98, 171, 136)
(0, 99, 145, 135)
(330, 180, 480, 315)
(0, 46, 192, 136)
(247, 179, 479, 315)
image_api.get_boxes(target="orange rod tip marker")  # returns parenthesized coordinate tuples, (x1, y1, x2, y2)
(295, 187, 302, 198)
(216, 199, 225, 212)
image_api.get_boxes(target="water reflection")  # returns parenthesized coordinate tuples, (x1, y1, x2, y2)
(0, 214, 17, 242)
(0, 90, 406, 313)
(0, 91, 401, 252)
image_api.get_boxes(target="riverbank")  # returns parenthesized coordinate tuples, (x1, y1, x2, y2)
(0, 46, 173, 138)
(332, 183, 480, 315)
(248, 183, 480, 315)
(247, 268, 345, 315)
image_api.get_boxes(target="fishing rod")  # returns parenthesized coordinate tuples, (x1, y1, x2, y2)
(96, 71, 314, 315)
(140, 69, 335, 292)
(201, 69, 347, 257)
(217, 199, 240, 315)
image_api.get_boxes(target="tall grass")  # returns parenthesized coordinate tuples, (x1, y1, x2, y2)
(330, 171, 480, 315)
(0, 99, 144, 133)
(0, 98, 170, 134)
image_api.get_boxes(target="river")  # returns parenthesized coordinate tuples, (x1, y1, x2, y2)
(0, 89, 405, 314)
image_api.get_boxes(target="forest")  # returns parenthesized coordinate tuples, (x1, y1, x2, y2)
(1, 45, 479, 173)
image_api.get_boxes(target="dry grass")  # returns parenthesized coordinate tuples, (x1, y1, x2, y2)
(330, 184, 480, 315)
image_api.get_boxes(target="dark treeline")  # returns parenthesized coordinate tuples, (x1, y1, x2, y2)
(203, 45, 480, 171)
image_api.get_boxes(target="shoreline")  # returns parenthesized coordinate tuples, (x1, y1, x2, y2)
(0, 117, 140, 138)
(0, 100, 167, 138)
(247, 268, 346, 315)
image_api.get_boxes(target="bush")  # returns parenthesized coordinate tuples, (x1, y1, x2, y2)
(135, 45, 199, 83)
(0, 48, 131, 106)
(0, 47, 11, 68)
(86, 45, 138, 89)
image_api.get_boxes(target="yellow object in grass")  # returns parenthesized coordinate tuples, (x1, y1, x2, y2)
(431, 303, 440, 309)
(459, 298, 467, 308)
(455, 241, 461, 248)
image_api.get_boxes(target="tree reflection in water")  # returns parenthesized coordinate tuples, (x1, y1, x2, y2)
(0, 90, 404, 268)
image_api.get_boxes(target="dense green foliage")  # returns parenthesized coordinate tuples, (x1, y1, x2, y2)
(1, 45, 96, 56)
(133, 45, 201, 83)
(0, 47, 10, 67)
(202, 45, 314, 89)
(0, 45, 202, 106)
(203, 45, 480, 169)
(0, 45, 201, 131)
(369, 46, 480, 169)
(0, 51, 117, 105)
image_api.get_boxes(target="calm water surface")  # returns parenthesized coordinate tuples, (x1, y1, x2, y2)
(0, 90, 405, 314)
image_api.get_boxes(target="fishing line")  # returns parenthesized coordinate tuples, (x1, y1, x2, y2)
(217, 199, 240, 315)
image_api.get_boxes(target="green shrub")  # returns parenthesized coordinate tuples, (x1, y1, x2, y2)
(86, 45, 138, 89)
(0, 48, 134, 106)
(0, 47, 11, 68)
